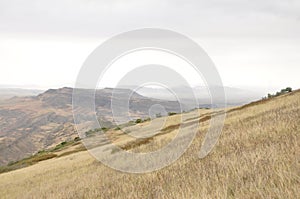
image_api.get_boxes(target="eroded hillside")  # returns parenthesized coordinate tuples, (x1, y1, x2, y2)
(0, 87, 181, 165)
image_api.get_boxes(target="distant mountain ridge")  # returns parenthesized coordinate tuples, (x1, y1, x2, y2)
(0, 85, 266, 165)
(120, 85, 265, 106)
(0, 87, 181, 165)
(0, 88, 44, 100)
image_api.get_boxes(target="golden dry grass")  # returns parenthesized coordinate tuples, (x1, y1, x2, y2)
(0, 91, 299, 198)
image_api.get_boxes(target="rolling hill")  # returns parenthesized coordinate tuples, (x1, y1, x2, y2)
(0, 87, 181, 165)
(0, 88, 299, 198)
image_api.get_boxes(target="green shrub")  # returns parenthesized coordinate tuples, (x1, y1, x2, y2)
(266, 87, 293, 99)
(85, 127, 109, 137)
(286, 87, 292, 92)
(135, 119, 142, 123)
(101, 127, 108, 131)
(168, 112, 177, 116)
(143, 117, 151, 122)
(52, 141, 69, 151)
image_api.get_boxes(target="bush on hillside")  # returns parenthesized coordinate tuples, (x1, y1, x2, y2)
(168, 112, 177, 116)
(135, 119, 142, 124)
(266, 87, 293, 99)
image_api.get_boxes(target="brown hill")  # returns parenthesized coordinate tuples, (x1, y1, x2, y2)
(0, 89, 299, 198)
(0, 87, 181, 165)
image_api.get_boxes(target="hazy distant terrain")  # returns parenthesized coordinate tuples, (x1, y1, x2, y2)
(0, 86, 265, 165)
(0, 88, 43, 101)
(123, 85, 265, 107)
(0, 89, 298, 198)
(0, 87, 181, 165)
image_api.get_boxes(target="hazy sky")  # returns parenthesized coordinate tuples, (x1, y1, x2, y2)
(0, 0, 300, 92)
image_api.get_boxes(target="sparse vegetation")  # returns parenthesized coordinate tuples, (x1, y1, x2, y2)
(135, 118, 142, 123)
(0, 90, 299, 198)
(168, 112, 177, 116)
(85, 127, 109, 137)
(0, 153, 58, 174)
(114, 126, 121, 130)
(51, 141, 68, 151)
(0, 137, 83, 174)
(134, 117, 151, 124)
(144, 117, 151, 122)
(265, 87, 293, 99)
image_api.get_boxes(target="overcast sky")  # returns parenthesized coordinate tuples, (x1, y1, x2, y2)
(0, 0, 300, 92)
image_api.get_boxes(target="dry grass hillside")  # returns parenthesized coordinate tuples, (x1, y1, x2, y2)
(0, 90, 299, 198)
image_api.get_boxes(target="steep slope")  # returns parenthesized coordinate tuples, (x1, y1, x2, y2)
(0, 89, 299, 198)
(0, 87, 181, 165)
